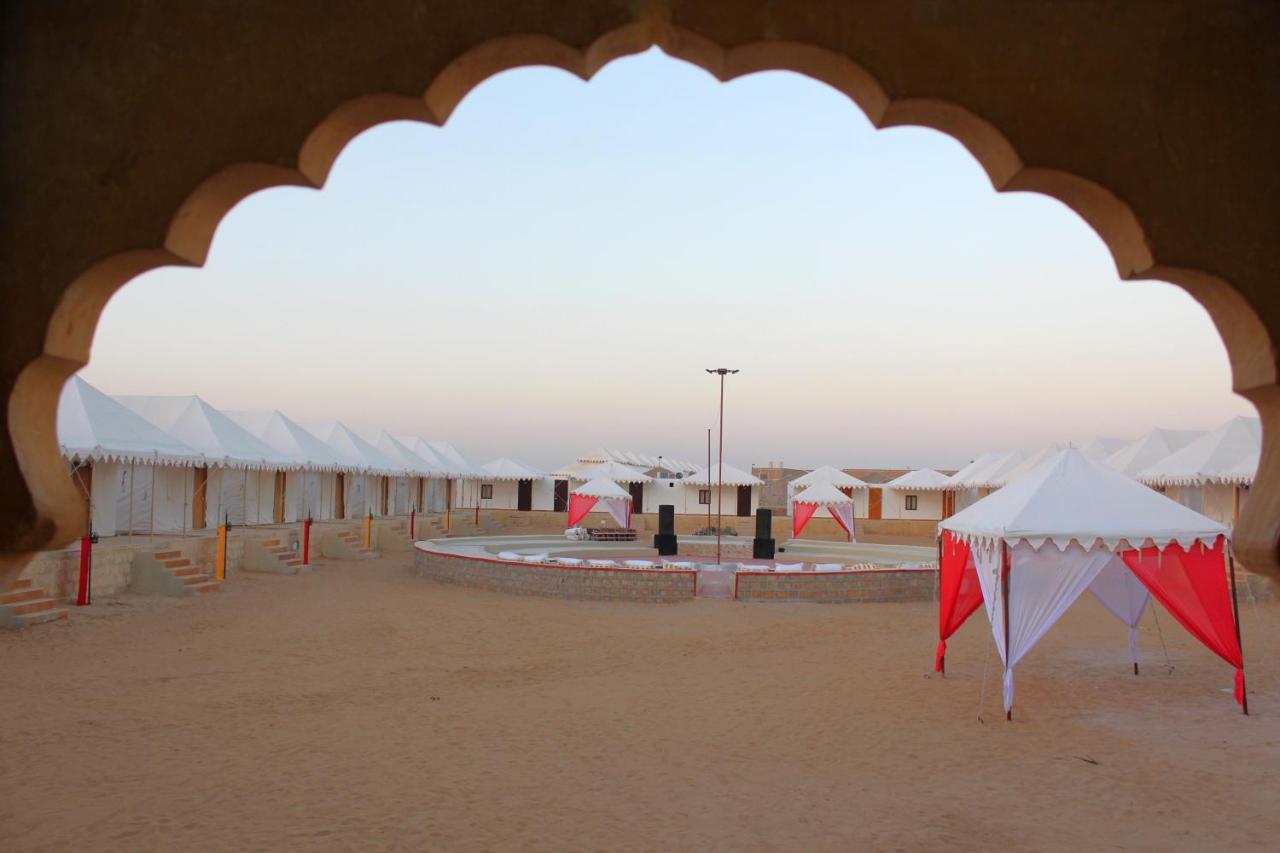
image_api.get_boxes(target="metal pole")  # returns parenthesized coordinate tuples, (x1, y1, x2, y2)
(1227, 546, 1248, 715)
(706, 428, 712, 536)
(128, 461, 135, 545)
(717, 371, 724, 564)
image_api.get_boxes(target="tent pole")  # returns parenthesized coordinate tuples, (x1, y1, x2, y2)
(182, 466, 189, 538)
(1227, 546, 1248, 715)
(1002, 540, 1012, 722)
(128, 461, 135, 546)
(242, 469, 248, 527)
(148, 464, 157, 536)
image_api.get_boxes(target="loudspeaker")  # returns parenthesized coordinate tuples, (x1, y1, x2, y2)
(753, 508, 776, 559)
(658, 505, 675, 535)
(654, 504, 678, 555)
(755, 508, 773, 538)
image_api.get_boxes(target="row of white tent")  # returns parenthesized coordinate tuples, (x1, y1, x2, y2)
(58, 376, 484, 535)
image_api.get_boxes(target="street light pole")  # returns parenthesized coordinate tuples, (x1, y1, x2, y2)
(706, 368, 739, 564)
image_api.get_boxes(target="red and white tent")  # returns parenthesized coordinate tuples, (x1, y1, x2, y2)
(791, 482, 856, 542)
(936, 448, 1246, 717)
(567, 478, 632, 528)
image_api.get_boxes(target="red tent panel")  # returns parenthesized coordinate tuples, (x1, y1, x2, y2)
(936, 532, 983, 673)
(1121, 536, 1245, 707)
(567, 494, 598, 528)
(792, 501, 819, 538)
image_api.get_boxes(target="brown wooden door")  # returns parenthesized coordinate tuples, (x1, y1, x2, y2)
(335, 473, 346, 519)
(868, 487, 882, 520)
(629, 482, 644, 514)
(273, 470, 286, 523)
(517, 479, 533, 511)
(381, 477, 390, 515)
(736, 485, 751, 517)
(553, 479, 569, 512)
(192, 466, 208, 529)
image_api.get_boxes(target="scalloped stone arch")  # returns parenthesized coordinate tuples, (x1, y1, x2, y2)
(5, 17, 1277, 582)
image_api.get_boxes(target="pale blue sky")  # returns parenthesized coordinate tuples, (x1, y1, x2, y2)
(82, 48, 1254, 470)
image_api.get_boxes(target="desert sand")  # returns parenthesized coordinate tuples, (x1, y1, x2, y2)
(1, 552, 1276, 852)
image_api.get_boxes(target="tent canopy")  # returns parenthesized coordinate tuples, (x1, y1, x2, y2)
(792, 481, 854, 506)
(682, 462, 764, 487)
(1138, 416, 1261, 486)
(224, 409, 350, 472)
(940, 448, 1227, 551)
(480, 457, 545, 481)
(571, 460, 652, 483)
(59, 376, 202, 467)
(790, 465, 868, 491)
(884, 467, 953, 491)
(371, 431, 448, 478)
(1079, 436, 1130, 462)
(1104, 427, 1205, 477)
(945, 451, 1007, 489)
(116, 394, 294, 470)
(573, 478, 632, 500)
(305, 420, 403, 475)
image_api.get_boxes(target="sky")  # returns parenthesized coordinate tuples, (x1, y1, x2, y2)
(81, 48, 1255, 472)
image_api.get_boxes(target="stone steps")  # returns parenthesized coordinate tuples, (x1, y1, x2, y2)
(149, 548, 219, 596)
(1, 578, 68, 629)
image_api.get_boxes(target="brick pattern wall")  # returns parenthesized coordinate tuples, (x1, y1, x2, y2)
(414, 547, 696, 603)
(735, 568, 938, 603)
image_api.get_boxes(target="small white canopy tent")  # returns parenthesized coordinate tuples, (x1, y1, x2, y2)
(681, 463, 764, 487)
(786, 465, 868, 514)
(480, 458, 545, 481)
(567, 478, 632, 528)
(937, 448, 1246, 717)
(59, 377, 204, 536)
(791, 482, 856, 541)
(884, 468, 952, 491)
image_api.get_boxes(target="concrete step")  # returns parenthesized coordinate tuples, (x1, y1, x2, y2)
(12, 597, 61, 616)
(23, 608, 69, 626)
(154, 550, 181, 560)
(1, 587, 44, 605)
(172, 566, 204, 578)
(163, 558, 191, 569)
(188, 581, 220, 594)
(261, 538, 281, 546)
(7, 578, 34, 591)
(181, 573, 213, 585)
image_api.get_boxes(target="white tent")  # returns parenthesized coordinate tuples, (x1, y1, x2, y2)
(1137, 416, 1261, 486)
(1103, 427, 1205, 477)
(570, 460, 652, 484)
(305, 420, 405, 517)
(1079, 436, 1130, 462)
(789, 465, 869, 491)
(945, 451, 1006, 489)
(225, 409, 351, 521)
(883, 468, 952, 491)
(371, 431, 448, 514)
(791, 481, 856, 541)
(681, 463, 764, 487)
(937, 448, 1245, 716)
(59, 377, 207, 536)
(480, 457, 545, 481)
(116, 394, 296, 527)
(567, 478, 632, 528)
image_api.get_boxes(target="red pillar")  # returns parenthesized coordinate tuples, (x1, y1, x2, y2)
(302, 516, 312, 565)
(76, 535, 92, 606)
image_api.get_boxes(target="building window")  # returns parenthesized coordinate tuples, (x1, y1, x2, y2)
(480, 484, 493, 500)
(698, 489, 711, 505)
(904, 495, 918, 511)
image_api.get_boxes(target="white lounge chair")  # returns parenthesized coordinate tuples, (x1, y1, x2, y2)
(624, 560, 656, 569)
(554, 557, 584, 566)
(588, 559, 619, 568)
(774, 562, 804, 572)
(663, 561, 696, 570)
(738, 563, 769, 571)
(522, 553, 549, 564)
(815, 563, 844, 572)
(497, 551, 521, 561)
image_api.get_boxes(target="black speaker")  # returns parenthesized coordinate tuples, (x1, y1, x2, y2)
(753, 508, 776, 559)
(755, 508, 773, 538)
(658, 505, 675, 535)
(654, 504, 678, 555)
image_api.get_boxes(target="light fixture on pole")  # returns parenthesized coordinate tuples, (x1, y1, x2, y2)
(705, 368, 739, 564)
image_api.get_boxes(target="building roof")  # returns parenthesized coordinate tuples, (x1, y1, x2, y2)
(884, 467, 953, 491)
(59, 376, 202, 467)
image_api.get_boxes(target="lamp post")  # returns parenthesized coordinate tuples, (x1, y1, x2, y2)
(706, 368, 739, 564)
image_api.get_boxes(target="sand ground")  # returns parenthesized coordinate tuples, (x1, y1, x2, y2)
(1, 552, 1277, 852)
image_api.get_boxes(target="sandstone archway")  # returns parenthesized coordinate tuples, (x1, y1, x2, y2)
(3, 2, 1278, 583)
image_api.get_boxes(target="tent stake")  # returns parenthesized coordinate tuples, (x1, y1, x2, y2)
(1227, 547, 1248, 715)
